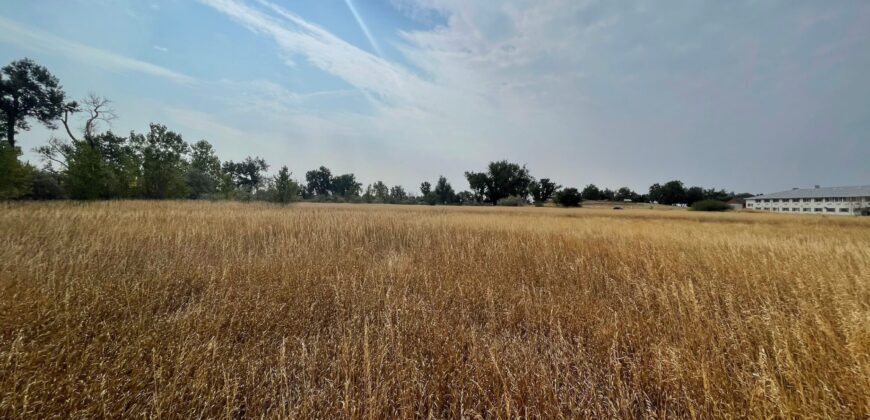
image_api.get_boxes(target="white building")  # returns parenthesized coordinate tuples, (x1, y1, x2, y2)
(745, 185, 870, 216)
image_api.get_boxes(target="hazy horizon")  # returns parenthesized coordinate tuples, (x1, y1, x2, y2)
(2, 0, 868, 194)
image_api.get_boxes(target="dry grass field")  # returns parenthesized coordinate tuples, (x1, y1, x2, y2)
(1, 201, 868, 418)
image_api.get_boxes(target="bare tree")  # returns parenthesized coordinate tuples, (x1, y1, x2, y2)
(60, 93, 116, 148)
(35, 136, 75, 171)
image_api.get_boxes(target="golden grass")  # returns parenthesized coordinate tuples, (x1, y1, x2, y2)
(1, 201, 868, 418)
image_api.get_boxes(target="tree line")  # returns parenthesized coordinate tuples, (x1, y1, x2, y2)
(1, 58, 750, 206)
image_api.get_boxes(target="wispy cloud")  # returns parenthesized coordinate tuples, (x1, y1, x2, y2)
(153, 45, 169, 52)
(0, 16, 194, 84)
(199, 0, 433, 106)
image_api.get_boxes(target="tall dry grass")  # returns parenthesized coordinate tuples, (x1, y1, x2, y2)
(0, 201, 868, 418)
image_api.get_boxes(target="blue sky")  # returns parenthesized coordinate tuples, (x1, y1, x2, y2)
(1, 0, 869, 194)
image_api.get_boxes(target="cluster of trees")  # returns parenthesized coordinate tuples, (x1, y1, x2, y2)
(1, 58, 750, 207)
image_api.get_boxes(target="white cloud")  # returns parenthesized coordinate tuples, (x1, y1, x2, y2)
(153, 45, 169, 52)
(0, 16, 194, 84)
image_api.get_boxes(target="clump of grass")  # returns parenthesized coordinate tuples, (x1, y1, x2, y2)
(0, 201, 868, 418)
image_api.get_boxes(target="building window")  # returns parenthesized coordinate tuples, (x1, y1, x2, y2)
(814, 208, 822, 212)
(814, 198, 823, 202)
(782, 208, 789, 212)
(839, 208, 849, 213)
(826, 208, 834, 213)
(803, 208, 810, 212)
(793, 208, 799, 212)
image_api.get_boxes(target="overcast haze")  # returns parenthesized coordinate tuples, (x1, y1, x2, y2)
(1, 0, 868, 194)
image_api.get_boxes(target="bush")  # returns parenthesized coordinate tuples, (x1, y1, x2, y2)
(690, 199, 731, 212)
(27, 170, 66, 200)
(497, 195, 527, 206)
(554, 188, 582, 207)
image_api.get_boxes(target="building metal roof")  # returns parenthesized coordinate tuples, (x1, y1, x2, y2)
(748, 185, 870, 200)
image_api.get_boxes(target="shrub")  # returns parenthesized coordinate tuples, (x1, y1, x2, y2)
(554, 188, 582, 207)
(690, 199, 731, 212)
(27, 170, 66, 200)
(497, 195, 527, 206)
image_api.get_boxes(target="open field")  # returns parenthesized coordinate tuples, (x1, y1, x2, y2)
(1, 201, 868, 418)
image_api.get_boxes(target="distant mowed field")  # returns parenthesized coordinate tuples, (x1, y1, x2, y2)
(1, 201, 868, 418)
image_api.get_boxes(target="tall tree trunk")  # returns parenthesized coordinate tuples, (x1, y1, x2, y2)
(5, 120, 14, 148)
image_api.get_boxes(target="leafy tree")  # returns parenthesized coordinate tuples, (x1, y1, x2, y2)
(601, 188, 615, 201)
(331, 173, 361, 198)
(223, 156, 269, 193)
(189, 140, 221, 178)
(420, 181, 432, 197)
(615, 187, 637, 201)
(65, 143, 110, 199)
(132, 124, 189, 199)
(305, 166, 332, 196)
(94, 131, 140, 198)
(703, 188, 731, 202)
(581, 184, 602, 200)
(456, 191, 475, 205)
(187, 140, 221, 198)
(658, 180, 687, 205)
(464, 160, 532, 205)
(465, 171, 488, 203)
(272, 166, 299, 204)
(389, 185, 407, 203)
(0, 142, 33, 199)
(554, 187, 582, 207)
(0, 58, 66, 148)
(648, 183, 663, 203)
(686, 186, 705, 205)
(369, 180, 389, 202)
(529, 178, 559, 205)
(433, 176, 456, 204)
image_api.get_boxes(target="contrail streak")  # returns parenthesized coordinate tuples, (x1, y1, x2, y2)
(344, 0, 384, 57)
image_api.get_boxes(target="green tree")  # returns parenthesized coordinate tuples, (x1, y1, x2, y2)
(433, 176, 456, 204)
(465, 171, 488, 203)
(331, 173, 361, 198)
(370, 180, 389, 202)
(0, 143, 33, 199)
(65, 143, 110, 199)
(648, 183, 663, 203)
(187, 140, 221, 198)
(305, 166, 332, 196)
(420, 181, 432, 197)
(581, 184, 602, 200)
(529, 178, 559, 205)
(389, 185, 407, 203)
(615, 187, 637, 201)
(658, 180, 687, 205)
(222, 157, 268, 194)
(132, 124, 189, 199)
(95, 131, 140, 198)
(0, 58, 67, 148)
(271, 166, 299, 204)
(464, 161, 532, 205)
(554, 187, 582, 207)
(686, 186, 705, 205)
(456, 191, 474, 205)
